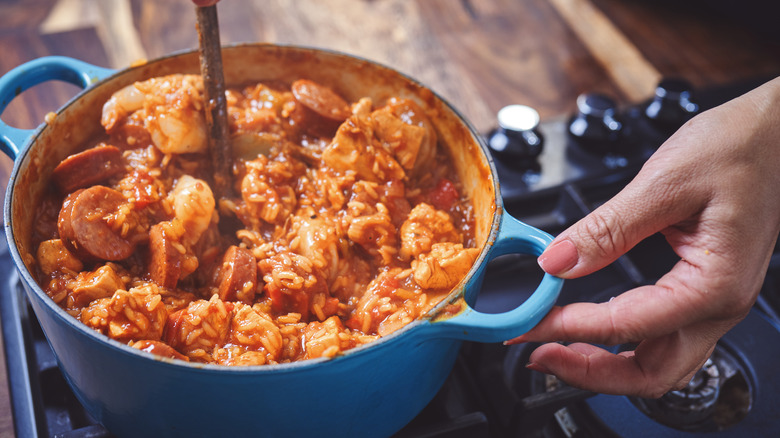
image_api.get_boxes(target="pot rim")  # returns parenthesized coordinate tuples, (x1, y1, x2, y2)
(3, 42, 504, 373)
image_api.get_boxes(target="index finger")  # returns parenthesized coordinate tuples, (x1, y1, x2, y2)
(508, 277, 705, 346)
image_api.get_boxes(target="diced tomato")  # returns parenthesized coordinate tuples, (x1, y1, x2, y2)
(381, 179, 411, 224)
(130, 171, 158, 208)
(163, 309, 186, 346)
(429, 178, 459, 211)
(345, 316, 362, 331)
(376, 275, 400, 297)
(266, 283, 285, 314)
(266, 282, 309, 318)
(320, 297, 340, 318)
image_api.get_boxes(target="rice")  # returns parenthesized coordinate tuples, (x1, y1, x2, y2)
(34, 75, 480, 365)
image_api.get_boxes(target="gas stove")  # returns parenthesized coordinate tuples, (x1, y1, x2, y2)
(2, 77, 779, 438)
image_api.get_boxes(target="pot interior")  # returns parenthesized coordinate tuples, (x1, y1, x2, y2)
(9, 43, 498, 323)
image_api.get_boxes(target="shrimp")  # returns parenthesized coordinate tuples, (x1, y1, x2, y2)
(102, 84, 145, 132)
(147, 176, 215, 288)
(170, 175, 215, 246)
(101, 74, 208, 155)
(293, 209, 339, 281)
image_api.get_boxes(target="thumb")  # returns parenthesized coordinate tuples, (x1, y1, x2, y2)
(537, 172, 702, 278)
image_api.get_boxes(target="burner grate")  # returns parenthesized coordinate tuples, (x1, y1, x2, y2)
(0, 250, 110, 438)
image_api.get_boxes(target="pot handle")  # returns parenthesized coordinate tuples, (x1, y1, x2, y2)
(422, 213, 563, 343)
(0, 56, 115, 160)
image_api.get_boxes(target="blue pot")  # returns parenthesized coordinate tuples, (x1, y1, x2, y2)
(0, 44, 562, 438)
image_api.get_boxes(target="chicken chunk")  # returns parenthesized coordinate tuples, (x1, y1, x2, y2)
(68, 264, 127, 308)
(321, 98, 435, 182)
(80, 284, 168, 342)
(371, 103, 426, 171)
(412, 243, 479, 290)
(212, 349, 270, 366)
(303, 316, 346, 359)
(36, 238, 83, 276)
(240, 155, 298, 226)
(347, 203, 398, 264)
(228, 303, 283, 361)
(321, 114, 405, 182)
(346, 268, 405, 335)
(381, 98, 437, 177)
(164, 294, 232, 357)
(399, 203, 461, 261)
(258, 251, 334, 320)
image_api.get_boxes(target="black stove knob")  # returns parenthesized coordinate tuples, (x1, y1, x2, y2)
(568, 93, 622, 152)
(487, 105, 544, 169)
(644, 78, 699, 130)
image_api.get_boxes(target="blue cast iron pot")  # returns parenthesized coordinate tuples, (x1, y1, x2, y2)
(0, 44, 562, 438)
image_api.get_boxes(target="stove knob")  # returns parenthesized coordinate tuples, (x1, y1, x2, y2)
(487, 105, 544, 169)
(644, 78, 699, 130)
(568, 93, 622, 152)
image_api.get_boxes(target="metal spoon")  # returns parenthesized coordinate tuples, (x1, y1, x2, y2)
(195, 3, 232, 199)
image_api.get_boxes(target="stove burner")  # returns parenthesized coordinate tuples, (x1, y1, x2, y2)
(582, 310, 780, 438)
(498, 308, 778, 438)
(629, 350, 750, 432)
(650, 358, 723, 424)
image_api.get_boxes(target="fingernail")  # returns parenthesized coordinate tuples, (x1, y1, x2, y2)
(538, 239, 578, 275)
(526, 362, 552, 374)
(503, 335, 526, 346)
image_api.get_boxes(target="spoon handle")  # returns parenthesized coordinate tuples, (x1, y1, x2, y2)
(196, 5, 232, 199)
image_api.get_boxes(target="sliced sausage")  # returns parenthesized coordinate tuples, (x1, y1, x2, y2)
(68, 186, 135, 261)
(148, 223, 183, 290)
(51, 144, 125, 193)
(57, 189, 84, 253)
(216, 245, 258, 304)
(290, 79, 350, 138)
(163, 309, 186, 349)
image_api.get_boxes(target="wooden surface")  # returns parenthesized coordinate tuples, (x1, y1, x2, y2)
(1, 0, 779, 436)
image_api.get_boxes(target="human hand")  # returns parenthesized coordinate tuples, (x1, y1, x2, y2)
(507, 76, 780, 398)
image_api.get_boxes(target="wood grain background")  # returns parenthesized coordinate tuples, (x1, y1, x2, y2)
(1, 0, 779, 436)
